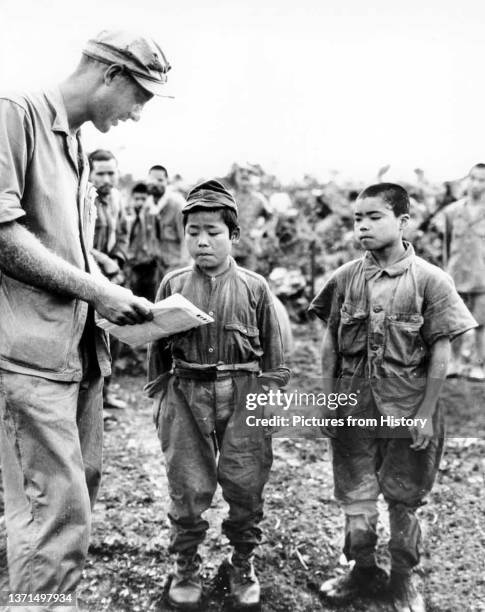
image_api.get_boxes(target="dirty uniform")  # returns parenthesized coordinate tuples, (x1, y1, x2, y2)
(440, 198, 485, 324)
(309, 242, 476, 573)
(91, 188, 129, 399)
(128, 189, 188, 301)
(92, 188, 129, 275)
(0, 89, 110, 599)
(147, 258, 289, 553)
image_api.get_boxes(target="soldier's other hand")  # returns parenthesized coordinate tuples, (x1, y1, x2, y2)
(93, 282, 154, 325)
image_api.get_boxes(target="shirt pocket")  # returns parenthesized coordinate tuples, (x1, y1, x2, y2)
(224, 322, 262, 360)
(338, 304, 368, 356)
(385, 313, 426, 367)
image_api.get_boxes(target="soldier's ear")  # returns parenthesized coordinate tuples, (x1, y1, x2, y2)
(104, 64, 124, 86)
(399, 214, 410, 229)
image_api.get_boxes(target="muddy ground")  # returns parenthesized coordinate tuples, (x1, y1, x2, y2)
(0, 323, 484, 611)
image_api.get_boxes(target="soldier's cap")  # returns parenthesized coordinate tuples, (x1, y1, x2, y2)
(183, 180, 238, 215)
(83, 30, 172, 97)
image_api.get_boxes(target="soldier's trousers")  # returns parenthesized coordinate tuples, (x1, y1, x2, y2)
(154, 374, 273, 554)
(331, 401, 445, 574)
(0, 354, 103, 608)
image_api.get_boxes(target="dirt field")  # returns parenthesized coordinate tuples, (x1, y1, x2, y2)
(0, 324, 484, 611)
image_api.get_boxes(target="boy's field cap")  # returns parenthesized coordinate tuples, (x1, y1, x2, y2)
(83, 29, 172, 97)
(183, 180, 238, 214)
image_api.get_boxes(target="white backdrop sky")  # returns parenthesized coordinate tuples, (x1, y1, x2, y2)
(0, 0, 484, 185)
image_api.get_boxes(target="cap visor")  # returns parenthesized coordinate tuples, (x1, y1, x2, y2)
(131, 74, 174, 98)
(183, 201, 233, 213)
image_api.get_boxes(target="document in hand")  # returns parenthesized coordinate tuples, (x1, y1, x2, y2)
(96, 293, 214, 347)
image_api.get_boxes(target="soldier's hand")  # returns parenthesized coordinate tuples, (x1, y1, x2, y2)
(92, 282, 154, 325)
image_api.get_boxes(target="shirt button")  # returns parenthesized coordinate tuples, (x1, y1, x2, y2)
(373, 305, 382, 313)
(209, 311, 214, 316)
(211, 277, 216, 282)
(208, 347, 214, 353)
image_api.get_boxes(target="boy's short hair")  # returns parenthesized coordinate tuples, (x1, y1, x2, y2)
(183, 206, 239, 236)
(131, 181, 148, 195)
(357, 182, 410, 216)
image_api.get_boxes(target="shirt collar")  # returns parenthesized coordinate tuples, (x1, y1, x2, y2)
(45, 88, 74, 136)
(363, 241, 415, 280)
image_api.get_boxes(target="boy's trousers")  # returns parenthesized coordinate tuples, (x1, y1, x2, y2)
(0, 348, 103, 606)
(154, 372, 273, 554)
(331, 398, 444, 574)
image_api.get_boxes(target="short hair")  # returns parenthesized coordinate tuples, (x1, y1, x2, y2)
(88, 149, 116, 170)
(149, 165, 168, 177)
(182, 206, 239, 236)
(357, 182, 410, 216)
(131, 182, 148, 195)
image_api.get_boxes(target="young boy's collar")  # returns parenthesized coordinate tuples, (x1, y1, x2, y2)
(363, 241, 415, 280)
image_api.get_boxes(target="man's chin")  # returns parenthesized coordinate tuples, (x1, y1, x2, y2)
(93, 120, 112, 134)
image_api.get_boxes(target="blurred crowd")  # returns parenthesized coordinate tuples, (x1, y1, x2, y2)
(88, 150, 472, 416)
(90, 152, 466, 331)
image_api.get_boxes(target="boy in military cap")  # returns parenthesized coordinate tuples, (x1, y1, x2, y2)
(309, 183, 476, 612)
(147, 179, 290, 609)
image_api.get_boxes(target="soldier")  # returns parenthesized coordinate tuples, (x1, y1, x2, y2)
(0, 30, 170, 605)
(89, 148, 129, 411)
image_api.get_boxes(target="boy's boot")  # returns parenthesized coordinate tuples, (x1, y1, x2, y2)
(389, 571, 425, 612)
(319, 564, 388, 602)
(320, 510, 386, 602)
(228, 545, 260, 608)
(168, 549, 202, 610)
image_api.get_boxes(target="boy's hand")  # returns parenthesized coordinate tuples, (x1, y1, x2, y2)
(318, 406, 338, 439)
(409, 418, 434, 451)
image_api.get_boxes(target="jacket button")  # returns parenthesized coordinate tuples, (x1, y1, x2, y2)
(373, 305, 382, 313)
(208, 347, 214, 353)
(371, 345, 379, 351)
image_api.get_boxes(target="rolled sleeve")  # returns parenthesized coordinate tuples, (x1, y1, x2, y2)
(0, 99, 33, 224)
(422, 270, 478, 345)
